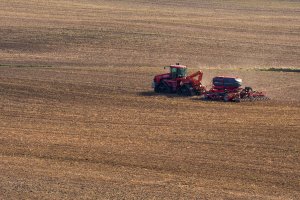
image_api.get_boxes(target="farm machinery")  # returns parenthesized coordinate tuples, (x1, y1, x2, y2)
(152, 64, 268, 102)
(152, 63, 206, 96)
(204, 76, 268, 102)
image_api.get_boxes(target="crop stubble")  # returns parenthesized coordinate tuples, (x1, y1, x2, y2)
(0, 0, 300, 199)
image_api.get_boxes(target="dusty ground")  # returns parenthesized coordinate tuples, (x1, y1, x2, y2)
(0, 0, 299, 199)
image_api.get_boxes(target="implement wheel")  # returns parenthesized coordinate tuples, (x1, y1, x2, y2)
(223, 94, 230, 102)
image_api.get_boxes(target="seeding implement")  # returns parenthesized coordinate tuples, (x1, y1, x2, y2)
(204, 76, 269, 102)
(152, 64, 269, 102)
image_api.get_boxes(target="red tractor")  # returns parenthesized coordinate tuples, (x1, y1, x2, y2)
(204, 76, 268, 102)
(152, 64, 206, 96)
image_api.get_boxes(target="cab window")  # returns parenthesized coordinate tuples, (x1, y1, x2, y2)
(171, 67, 178, 78)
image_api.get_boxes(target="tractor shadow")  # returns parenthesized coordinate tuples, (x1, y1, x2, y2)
(138, 91, 224, 102)
(138, 91, 186, 98)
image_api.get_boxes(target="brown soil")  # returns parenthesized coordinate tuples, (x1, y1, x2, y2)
(0, 0, 299, 199)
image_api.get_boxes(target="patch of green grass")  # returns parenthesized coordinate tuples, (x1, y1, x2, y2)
(260, 68, 300, 73)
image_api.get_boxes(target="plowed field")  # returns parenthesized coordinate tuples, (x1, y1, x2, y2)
(0, 0, 299, 199)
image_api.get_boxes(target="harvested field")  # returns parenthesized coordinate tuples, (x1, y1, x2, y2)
(0, 0, 300, 199)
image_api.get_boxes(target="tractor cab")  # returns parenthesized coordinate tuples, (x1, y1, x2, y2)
(166, 64, 187, 79)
